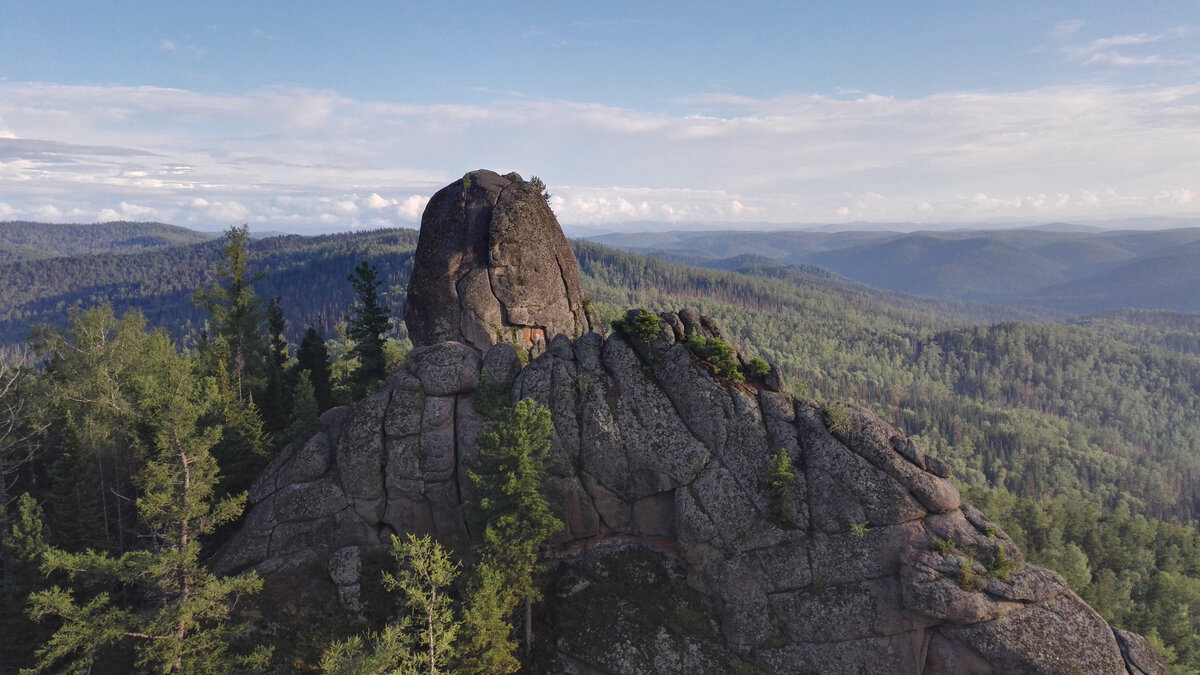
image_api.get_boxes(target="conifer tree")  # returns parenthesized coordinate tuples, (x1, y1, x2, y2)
(321, 534, 462, 675)
(296, 326, 334, 412)
(1, 493, 51, 672)
(25, 352, 269, 674)
(465, 398, 563, 662)
(346, 260, 390, 399)
(194, 224, 267, 403)
(30, 306, 174, 553)
(261, 296, 291, 434)
(288, 370, 321, 445)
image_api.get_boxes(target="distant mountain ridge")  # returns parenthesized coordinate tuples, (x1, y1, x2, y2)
(0, 220, 215, 262)
(590, 227, 1200, 315)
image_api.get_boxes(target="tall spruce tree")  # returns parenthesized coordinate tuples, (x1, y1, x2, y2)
(193, 224, 267, 403)
(295, 326, 334, 412)
(261, 296, 290, 434)
(465, 398, 563, 663)
(25, 350, 270, 674)
(346, 260, 390, 399)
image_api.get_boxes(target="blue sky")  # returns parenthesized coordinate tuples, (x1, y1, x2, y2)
(1, 1, 1197, 233)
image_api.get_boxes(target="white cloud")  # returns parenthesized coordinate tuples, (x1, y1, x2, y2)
(1155, 188, 1194, 205)
(396, 195, 428, 221)
(0, 81, 1197, 230)
(159, 38, 178, 53)
(1059, 26, 1195, 68)
(35, 205, 62, 220)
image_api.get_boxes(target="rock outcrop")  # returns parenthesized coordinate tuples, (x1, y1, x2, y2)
(404, 169, 596, 357)
(217, 172, 1167, 674)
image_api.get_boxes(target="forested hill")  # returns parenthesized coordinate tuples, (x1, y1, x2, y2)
(3, 223, 1200, 667)
(0, 220, 215, 262)
(0, 228, 418, 360)
(589, 227, 1200, 314)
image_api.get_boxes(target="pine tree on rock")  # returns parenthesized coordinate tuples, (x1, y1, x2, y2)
(346, 260, 390, 399)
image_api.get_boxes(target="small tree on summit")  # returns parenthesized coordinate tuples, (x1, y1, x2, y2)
(346, 260, 390, 399)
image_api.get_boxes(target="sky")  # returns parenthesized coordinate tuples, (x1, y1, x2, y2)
(1, 1, 1198, 234)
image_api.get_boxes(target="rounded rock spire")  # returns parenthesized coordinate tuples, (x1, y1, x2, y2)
(404, 170, 596, 356)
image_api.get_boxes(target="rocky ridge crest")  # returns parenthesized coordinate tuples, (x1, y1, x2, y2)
(217, 172, 1167, 674)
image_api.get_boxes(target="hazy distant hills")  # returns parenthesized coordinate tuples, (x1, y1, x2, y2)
(590, 227, 1200, 314)
(0, 221, 215, 262)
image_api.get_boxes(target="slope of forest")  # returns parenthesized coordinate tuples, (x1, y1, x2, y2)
(0, 221, 215, 261)
(0, 229, 418, 360)
(2, 222, 1200, 669)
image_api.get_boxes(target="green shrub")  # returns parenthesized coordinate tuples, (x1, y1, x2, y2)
(986, 545, 1013, 582)
(631, 309, 661, 342)
(931, 538, 956, 555)
(766, 449, 796, 524)
(958, 556, 984, 591)
(744, 357, 771, 379)
(850, 521, 869, 538)
(684, 332, 744, 384)
(824, 402, 854, 437)
(473, 369, 509, 420)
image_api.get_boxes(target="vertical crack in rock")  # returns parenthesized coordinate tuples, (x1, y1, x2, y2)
(451, 392, 468, 539)
(376, 388, 393, 533)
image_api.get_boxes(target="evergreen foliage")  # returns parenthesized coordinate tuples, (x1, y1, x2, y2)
(287, 370, 322, 446)
(346, 260, 391, 399)
(322, 534, 462, 675)
(466, 398, 563, 665)
(823, 402, 854, 438)
(766, 449, 796, 524)
(296, 325, 335, 412)
(261, 296, 291, 433)
(193, 224, 268, 403)
(684, 332, 744, 383)
(24, 346, 269, 674)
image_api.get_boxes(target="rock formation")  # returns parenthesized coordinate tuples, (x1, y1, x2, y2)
(404, 169, 596, 357)
(217, 172, 1168, 674)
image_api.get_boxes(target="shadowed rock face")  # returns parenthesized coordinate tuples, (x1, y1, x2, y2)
(404, 169, 595, 357)
(217, 172, 1168, 674)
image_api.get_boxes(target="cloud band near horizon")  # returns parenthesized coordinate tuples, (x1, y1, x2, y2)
(0, 81, 1196, 233)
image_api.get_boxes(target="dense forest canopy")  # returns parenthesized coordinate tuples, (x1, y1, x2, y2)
(2, 221, 1200, 671)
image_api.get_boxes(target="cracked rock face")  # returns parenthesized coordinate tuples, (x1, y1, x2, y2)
(404, 169, 596, 357)
(218, 310, 1165, 674)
